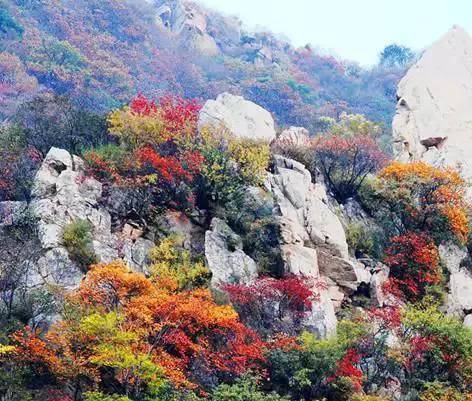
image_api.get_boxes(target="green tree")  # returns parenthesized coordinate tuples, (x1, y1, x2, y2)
(379, 44, 415, 68)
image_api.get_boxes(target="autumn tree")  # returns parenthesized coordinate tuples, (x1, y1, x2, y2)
(11, 261, 267, 398)
(384, 232, 442, 301)
(375, 161, 470, 244)
(84, 94, 204, 214)
(313, 113, 388, 203)
(223, 276, 317, 336)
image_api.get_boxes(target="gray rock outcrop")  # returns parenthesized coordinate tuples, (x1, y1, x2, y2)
(198, 93, 276, 141)
(155, 0, 219, 55)
(205, 218, 258, 286)
(26, 147, 155, 288)
(272, 126, 311, 149)
(269, 156, 353, 274)
(267, 155, 372, 336)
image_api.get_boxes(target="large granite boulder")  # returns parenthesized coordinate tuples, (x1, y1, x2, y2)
(198, 93, 276, 141)
(205, 218, 258, 286)
(393, 25, 472, 196)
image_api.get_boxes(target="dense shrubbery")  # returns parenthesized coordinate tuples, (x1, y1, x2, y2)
(148, 236, 210, 291)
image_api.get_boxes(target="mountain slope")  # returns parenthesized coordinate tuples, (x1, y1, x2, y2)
(0, 0, 405, 130)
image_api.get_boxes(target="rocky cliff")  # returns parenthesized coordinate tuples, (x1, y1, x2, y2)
(393, 25, 472, 187)
(393, 25, 472, 325)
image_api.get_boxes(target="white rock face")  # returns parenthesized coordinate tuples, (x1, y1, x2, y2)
(369, 263, 392, 307)
(205, 218, 258, 286)
(29, 147, 154, 287)
(464, 314, 472, 328)
(267, 155, 370, 336)
(270, 156, 349, 261)
(439, 244, 472, 316)
(393, 25, 472, 192)
(198, 93, 276, 141)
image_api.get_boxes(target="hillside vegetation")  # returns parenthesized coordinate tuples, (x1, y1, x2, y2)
(2, 2, 471, 401)
(0, 0, 408, 130)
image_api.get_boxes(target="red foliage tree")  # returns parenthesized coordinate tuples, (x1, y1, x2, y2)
(329, 348, 364, 392)
(223, 276, 320, 335)
(314, 133, 388, 202)
(12, 261, 267, 393)
(85, 94, 204, 210)
(383, 232, 442, 301)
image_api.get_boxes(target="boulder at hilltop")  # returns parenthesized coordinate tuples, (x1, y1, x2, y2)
(198, 93, 276, 141)
(393, 25, 472, 190)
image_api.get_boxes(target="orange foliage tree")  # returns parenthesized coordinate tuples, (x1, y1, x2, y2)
(10, 261, 267, 398)
(376, 161, 469, 245)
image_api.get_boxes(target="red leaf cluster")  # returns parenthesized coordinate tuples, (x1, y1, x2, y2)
(224, 275, 316, 315)
(384, 232, 441, 300)
(329, 348, 364, 391)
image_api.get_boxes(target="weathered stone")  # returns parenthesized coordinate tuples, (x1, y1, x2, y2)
(122, 238, 155, 273)
(27, 147, 154, 288)
(449, 269, 472, 311)
(317, 250, 358, 292)
(198, 93, 276, 141)
(439, 244, 472, 314)
(325, 277, 345, 310)
(35, 247, 83, 289)
(304, 282, 337, 338)
(464, 314, 472, 328)
(439, 244, 468, 274)
(205, 218, 258, 286)
(281, 244, 318, 277)
(393, 25, 472, 197)
(269, 156, 362, 304)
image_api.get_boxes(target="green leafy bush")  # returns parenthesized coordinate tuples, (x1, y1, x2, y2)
(62, 219, 97, 269)
(212, 376, 287, 401)
(345, 222, 375, 257)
